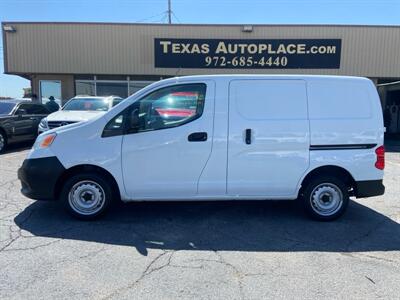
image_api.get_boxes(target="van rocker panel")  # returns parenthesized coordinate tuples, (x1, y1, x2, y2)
(18, 156, 65, 200)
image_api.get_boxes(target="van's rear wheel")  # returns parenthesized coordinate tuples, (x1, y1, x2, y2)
(60, 173, 112, 220)
(302, 175, 349, 221)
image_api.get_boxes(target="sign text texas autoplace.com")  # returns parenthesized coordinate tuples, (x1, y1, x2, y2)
(154, 38, 341, 69)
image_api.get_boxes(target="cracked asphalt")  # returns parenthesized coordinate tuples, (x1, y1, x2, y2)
(1, 142, 400, 299)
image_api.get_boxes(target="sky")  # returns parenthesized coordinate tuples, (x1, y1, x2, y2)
(0, 0, 399, 98)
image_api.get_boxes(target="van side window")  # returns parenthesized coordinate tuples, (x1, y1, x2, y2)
(128, 83, 206, 133)
(102, 114, 125, 137)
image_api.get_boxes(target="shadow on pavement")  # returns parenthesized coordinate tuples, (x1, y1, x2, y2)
(0, 141, 33, 155)
(15, 200, 400, 255)
(385, 137, 400, 153)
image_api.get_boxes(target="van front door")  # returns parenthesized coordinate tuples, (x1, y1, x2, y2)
(121, 81, 215, 199)
(227, 79, 310, 197)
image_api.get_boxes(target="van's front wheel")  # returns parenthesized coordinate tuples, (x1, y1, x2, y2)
(302, 176, 349, 221)
(60, 173, 112, 220)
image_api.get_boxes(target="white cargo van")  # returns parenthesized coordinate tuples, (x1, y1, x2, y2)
(18, 75, 385, 221)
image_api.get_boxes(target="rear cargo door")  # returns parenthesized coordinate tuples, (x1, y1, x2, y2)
(227, 79, 310, 197)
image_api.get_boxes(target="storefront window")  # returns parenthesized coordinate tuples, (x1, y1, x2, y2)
(76, 81, 95, 96)
(39, 80, 62, 106)
(129, 81, 153, 95)
(97, 81, 128, 98)
(74, 76, 156, 99)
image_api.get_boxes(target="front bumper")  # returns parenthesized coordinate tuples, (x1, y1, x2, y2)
(355, 180, 385, 198)
(18, 156, 65, 200)
(38, 126, 49, 134)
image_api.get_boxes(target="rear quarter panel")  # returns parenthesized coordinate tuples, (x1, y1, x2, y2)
(305, 77, 384, 182)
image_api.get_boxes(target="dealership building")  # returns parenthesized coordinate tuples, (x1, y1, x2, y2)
(2, 22, 400, 133)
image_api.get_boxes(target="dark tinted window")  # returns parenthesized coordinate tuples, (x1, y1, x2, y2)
(0, 102, 16, 115)
(29, 104, 49, 114)
(15, 104, 31, 115)
(16, 104, 49, 115)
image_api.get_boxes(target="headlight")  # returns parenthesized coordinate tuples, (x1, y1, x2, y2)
(34, 133, 57, 149)
(39, 118, 48, 128)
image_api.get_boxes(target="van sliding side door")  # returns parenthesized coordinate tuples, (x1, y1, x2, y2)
(227, 79, 310, 198)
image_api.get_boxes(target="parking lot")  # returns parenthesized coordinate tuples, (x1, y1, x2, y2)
(0, 142, 399, 299)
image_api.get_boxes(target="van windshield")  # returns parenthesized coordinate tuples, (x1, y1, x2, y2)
(63, 98, 110, 111)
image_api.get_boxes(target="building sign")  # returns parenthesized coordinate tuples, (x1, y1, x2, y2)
(154, 38, 341, 69)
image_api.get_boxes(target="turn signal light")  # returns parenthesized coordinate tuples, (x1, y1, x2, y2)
(375, 145, 385, 170)
(39, 133, 56, 148)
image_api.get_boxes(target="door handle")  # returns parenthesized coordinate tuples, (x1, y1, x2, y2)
(188, 132, 208, 142)
(245, 129, 252, 145)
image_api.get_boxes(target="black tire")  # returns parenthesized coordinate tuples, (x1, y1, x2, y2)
(60, 172, 113, 220)
(0, 130, 7, 153)
(301, 175, 349, 221)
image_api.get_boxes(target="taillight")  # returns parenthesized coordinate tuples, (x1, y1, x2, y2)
(375, 145, 385, 170)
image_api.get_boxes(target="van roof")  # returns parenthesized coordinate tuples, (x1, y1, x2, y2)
(169, 74, 371, 82)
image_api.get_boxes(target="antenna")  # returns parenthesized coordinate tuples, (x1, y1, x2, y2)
(167, 0, 172, 24)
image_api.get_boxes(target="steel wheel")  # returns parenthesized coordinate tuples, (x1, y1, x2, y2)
(68, 180, 106, 216)
(302, 175, 349, 221)
(310, 183, 343, 217)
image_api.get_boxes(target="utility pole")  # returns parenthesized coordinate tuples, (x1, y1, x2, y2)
(167, 0, 172, 24)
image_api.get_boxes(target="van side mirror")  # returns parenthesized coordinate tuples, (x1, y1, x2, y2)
(129, 108, 140, 132)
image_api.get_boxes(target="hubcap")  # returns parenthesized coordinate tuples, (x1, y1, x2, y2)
(0, 133, 5, 151)
(310, 183, 343, 216)
(68, 180, 105, 216)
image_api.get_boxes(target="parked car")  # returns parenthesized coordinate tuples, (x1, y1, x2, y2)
(0, 100, 50, 152)
(38, 95, 124, 133)
(18, 75, 385, 221)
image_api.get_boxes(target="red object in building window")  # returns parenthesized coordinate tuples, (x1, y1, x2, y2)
(375, 145, 385, 170)
(171, 92, 198, 97)
(156, 108, 195, 118)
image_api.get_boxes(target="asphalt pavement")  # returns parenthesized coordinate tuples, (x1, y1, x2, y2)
(1, 142, 399, 299)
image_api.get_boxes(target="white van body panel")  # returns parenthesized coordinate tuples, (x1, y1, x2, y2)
(196, 80, 229, 196)
(307, 78, 383, 145)
(227, 79, 310, 197)
(24, 75, 384, 202)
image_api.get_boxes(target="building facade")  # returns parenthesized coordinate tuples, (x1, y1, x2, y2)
(2, 22, 400, 133)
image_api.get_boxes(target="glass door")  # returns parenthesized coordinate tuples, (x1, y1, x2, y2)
(39, 80, 62, 106)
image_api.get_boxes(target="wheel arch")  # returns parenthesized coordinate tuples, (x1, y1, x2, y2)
(0, 126, 7, 140)
(298, 165, 356, 198)
(54, 164, 121, 202)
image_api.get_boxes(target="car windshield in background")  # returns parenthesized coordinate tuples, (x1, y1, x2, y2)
(63, 98, 110, 111)
(0, 102, 16, 115)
